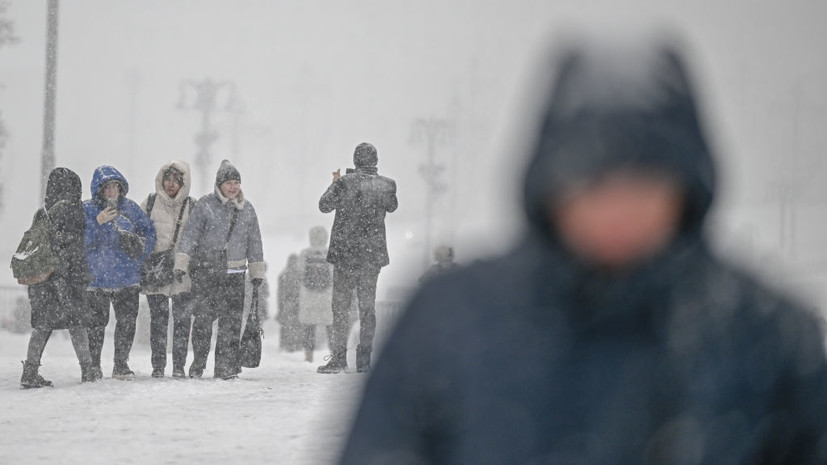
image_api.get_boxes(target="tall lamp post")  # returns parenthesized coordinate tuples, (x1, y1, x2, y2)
(410, 117, 451, 269)
(40, 0, 59, 203)
(177, 78, 239, 194)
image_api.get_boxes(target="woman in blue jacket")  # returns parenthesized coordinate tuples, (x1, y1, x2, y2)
(83, 165, 156, 379)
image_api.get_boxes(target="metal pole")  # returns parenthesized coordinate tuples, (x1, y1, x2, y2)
(40, 0, 59, 203)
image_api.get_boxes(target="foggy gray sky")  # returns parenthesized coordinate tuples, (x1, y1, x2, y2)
(1, 0, 826, 301)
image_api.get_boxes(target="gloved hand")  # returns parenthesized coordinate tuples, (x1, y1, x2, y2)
(251, 278, 263, 289)
(174, 269, 186, 284)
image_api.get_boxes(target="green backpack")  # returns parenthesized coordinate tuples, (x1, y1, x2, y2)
(10, 203, 62, 285)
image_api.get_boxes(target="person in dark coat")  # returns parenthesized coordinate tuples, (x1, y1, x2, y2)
(20, 167, 100, 388)
(276, 254, 303, 352)
(338, 37, 827, 465)
(83, 165, 156, 380)
(318, 142, 398, 373)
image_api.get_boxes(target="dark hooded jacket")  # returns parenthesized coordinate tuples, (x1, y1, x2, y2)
(82, 165, 156, 289)
(338, 41, 827, 465)
(28, 168, 92, 329)
(319, 146, 398, 269)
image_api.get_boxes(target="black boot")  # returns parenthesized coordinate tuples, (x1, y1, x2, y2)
(172, 365, 186, 379)
(317, 351, 347, 374)
(151, 367, 165, 378)
(188, 364, 204, 379)
(20, 361, 53, 389)
(81, 362, 102, 383)
(356, 345, 372, 374)
(112, 361, 135, 380)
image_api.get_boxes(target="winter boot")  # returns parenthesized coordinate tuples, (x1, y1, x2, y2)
(356, 345, 372, 374)
(81, 362, 102, 383)
(112, 361, 135, 380)
(92, 365, 104, 381)
(172, 366, 186, 379)
(305, 349, 314, 363)
(20, 361, 53, 389)
(151, 367, 165, 378)
(188, 364, 204, 379)
(317, 352, 347, 374)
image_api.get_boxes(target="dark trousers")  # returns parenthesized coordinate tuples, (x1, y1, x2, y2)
(87, 286, 140, 367)
(146, 293, 192, 370)
(329, 265, 380, 360)
(190, 273, 246, 376)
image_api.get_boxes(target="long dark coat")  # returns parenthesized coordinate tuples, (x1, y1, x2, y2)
(28, 168, 93, 330)
(319, 167, 398, 269)
(338, 43, 827, 465)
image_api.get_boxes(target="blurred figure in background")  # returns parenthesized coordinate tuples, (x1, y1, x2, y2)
(19, 168, 100, 388)
(419, 244, 459, 283)
(83, 166, 156, 380)
(277, 254, 303, 352)
(339, 35, 827, 464)
(297, 226, 335, 363)
(318, 142, 398, 374)
(140, 161, 195, 379)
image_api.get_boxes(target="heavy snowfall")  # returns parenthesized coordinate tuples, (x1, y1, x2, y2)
(1, 1, 827, 464)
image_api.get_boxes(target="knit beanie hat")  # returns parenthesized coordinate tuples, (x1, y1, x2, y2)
(353, 142, 378, 168)
(215, 159, 241, 187)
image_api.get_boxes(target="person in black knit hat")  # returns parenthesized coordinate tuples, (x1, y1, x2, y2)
(317, 143, 398, 374)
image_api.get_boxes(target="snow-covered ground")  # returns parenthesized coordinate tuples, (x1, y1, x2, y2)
(0, 319, 369, 465)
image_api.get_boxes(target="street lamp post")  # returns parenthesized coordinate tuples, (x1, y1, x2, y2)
(410, 117, 451, 270)
(40, 0, 59, 203)
(177, 78, 239, 194)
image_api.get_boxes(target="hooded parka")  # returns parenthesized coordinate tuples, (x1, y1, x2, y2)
(140, 160, 195, 296)
(338, 39, 827, 465)
(28, 168, 92, 329)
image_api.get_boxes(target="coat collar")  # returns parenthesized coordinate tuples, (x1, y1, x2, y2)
(214, 186, 245, 210)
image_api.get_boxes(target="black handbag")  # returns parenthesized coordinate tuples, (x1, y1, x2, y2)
(239, 286, 263, 368)
(141, 197, 189, 289)
(189, 207, 239, 289)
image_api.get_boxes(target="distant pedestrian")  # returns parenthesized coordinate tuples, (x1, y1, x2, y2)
(83, 166, 156, 380)
(174, 160, 265, 380)
(318, 142, 398, 373)
(19, 168, 101, 388)
(276, 255, 303, 351)
(419, 244, 458, 283)
(297, 226, 335, 363)
(140, 161, 196, 379)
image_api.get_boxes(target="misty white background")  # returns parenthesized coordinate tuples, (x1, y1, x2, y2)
(1, 0, 826, 308)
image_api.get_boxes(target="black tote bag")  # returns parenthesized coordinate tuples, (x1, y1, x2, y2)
(239, 286, 263, 368)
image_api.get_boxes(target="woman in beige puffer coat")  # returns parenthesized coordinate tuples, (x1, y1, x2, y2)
(140, 161, 196, 378)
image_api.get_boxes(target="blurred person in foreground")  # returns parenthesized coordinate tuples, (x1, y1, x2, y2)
(338, 35, 827, 465)
(317, 142, 398, 374)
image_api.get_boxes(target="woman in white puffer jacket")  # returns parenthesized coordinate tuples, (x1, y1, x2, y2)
(140, 161, 195, 379)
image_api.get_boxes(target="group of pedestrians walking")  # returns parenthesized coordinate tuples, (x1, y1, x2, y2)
(16, 158, 264, 387)
(16, 140, 399, 387)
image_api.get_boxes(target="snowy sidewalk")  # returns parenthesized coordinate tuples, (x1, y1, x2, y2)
(0, 321, 366, 465)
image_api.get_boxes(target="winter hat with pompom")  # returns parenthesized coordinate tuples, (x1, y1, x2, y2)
(215, 159, 241, 187)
